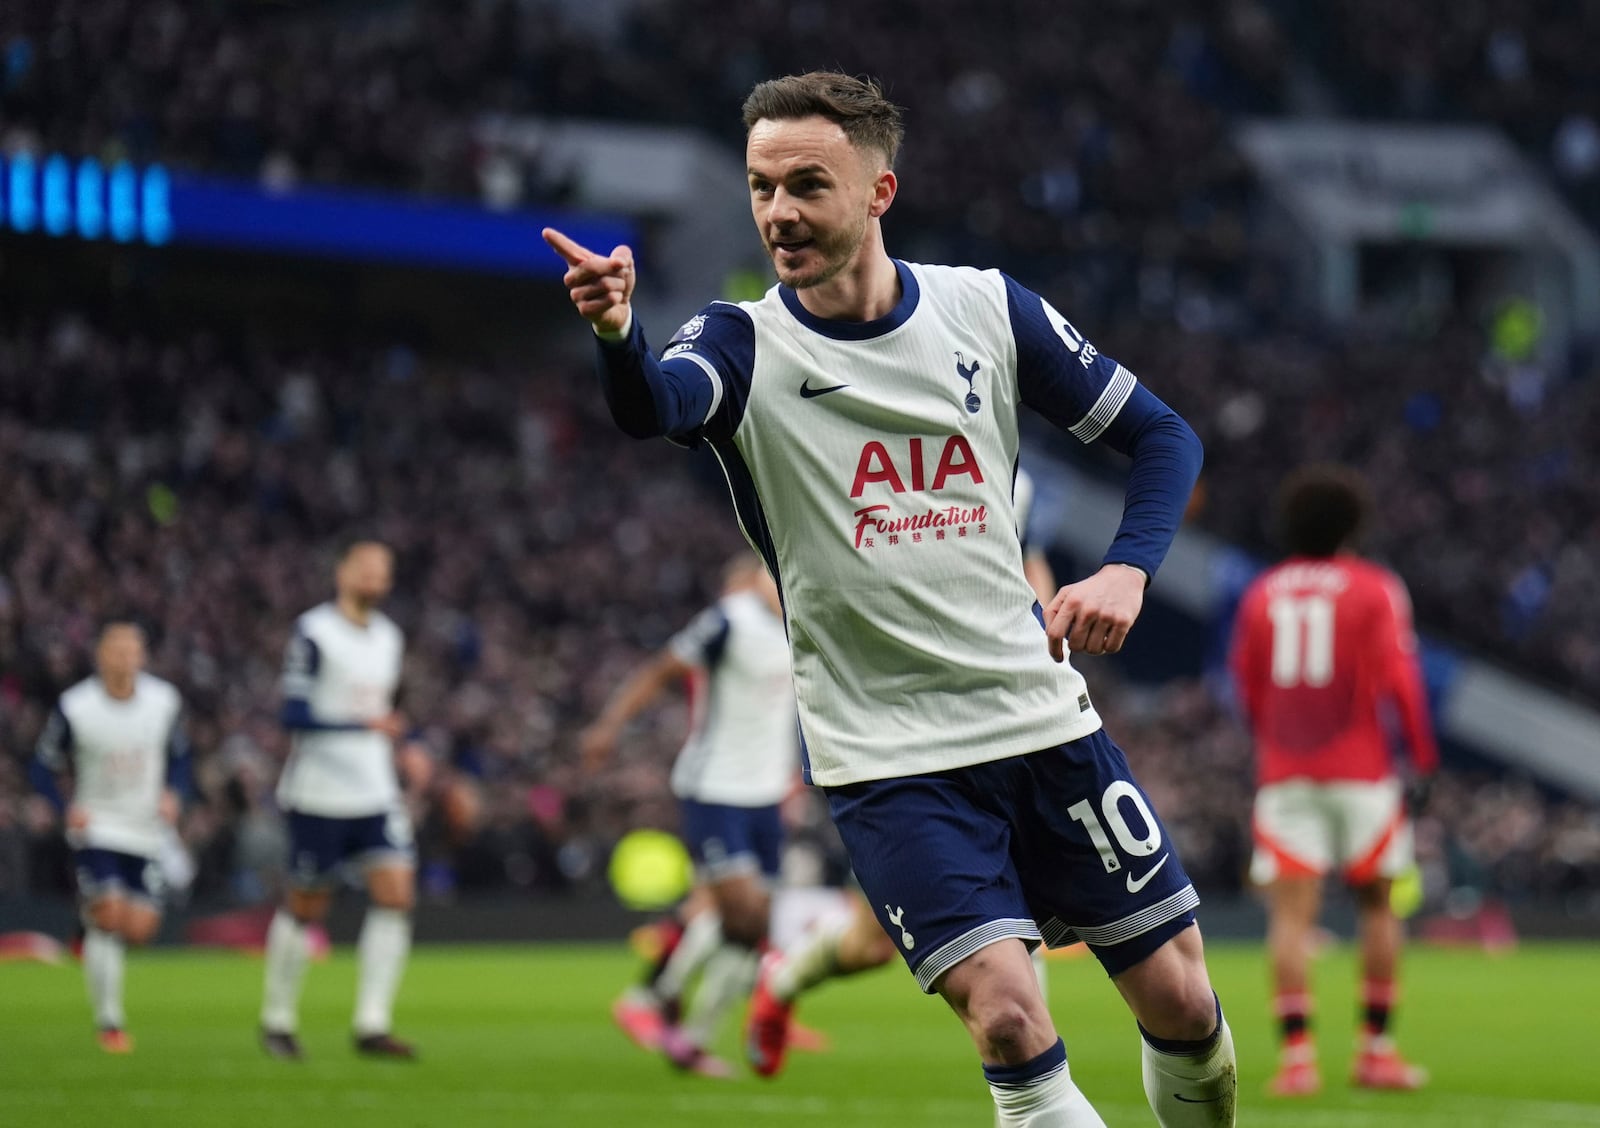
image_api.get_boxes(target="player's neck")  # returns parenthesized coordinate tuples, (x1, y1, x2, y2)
(100, 674, 136, 700)
(793, 235, 898, 323)
(336, 595, 374, 627)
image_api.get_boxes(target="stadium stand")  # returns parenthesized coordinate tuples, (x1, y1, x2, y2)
(2, 0, 1597, 925)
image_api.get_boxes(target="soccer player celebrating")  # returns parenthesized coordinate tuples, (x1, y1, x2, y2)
(548, 72, 1234, 1127)
(744, 466, 1060, 1077)
(582, 556, 797, 1077)
(260, 539, 416, 1061)
(1229, 465, 1438, 1095)
(34, 621, 190, 1053)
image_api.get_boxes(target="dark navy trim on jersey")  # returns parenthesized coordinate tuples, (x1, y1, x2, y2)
(594, 303, 755, 444)
(279, 698, 367, 733)
(706, 435, 806, 778)
(984, 1037, 1068, 1088)
(707, 438, 782, 600)
(777, 259, 920, 341)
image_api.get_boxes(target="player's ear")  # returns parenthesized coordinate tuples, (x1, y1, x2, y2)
(868, 169, 897, 218)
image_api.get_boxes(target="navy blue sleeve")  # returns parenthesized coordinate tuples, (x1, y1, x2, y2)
(1005, 275, 1203, 581)
(165, 714, 193, 797)
(279, 632, 365, 732)
(33, 704, 73, 772)
(595, 303, 756, 444)
(668, 605, 733, 670)
(29, 755, 66, 812)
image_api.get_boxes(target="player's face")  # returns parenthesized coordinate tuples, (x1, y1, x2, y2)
(96, 626, 146, 683)
(747, 117, 887, 290)
(337, 543, 394, 607)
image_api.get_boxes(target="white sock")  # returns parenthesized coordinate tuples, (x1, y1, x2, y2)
(83, 928, 126, 1030)
(682, 942, 758, 1046)
(1142, 1016, 1237, 1127)
(770, 913, 849, 1003)
(652, 910, 721, 1005)
(260, 910, 310, 1033)
(353, 908, 412, 1037)
(986, 1039, 1107, 1127)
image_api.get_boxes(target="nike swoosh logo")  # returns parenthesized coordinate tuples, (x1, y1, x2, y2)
(1125, 854, 1169, 893)
(1172, 1094, 1223, 1104)
(799, 379, 850, 399)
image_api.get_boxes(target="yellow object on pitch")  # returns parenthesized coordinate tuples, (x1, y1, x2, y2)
(1390, 864, 1424, 919)
(608, 830, 693, 911)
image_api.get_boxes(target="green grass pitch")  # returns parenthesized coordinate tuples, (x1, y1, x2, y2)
(3, 940, 1598, 1126)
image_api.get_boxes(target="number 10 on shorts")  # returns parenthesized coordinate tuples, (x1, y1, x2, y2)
(1068, 781, 1163, 874)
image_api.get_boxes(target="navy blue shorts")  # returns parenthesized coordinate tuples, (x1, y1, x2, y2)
(678, 798, 783, 882)
(75, 848, 164, 904)
(286, 808, 414, 888)
(825, 729, 1199, 992)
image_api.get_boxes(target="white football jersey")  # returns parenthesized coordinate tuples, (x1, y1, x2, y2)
(277, 603, 405, 817)
(38, 674, 184, 858)
(667, 589, 797, 807)
(655, 262, 1139, 785)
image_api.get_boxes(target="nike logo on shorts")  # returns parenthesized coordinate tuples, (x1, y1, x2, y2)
(1125, 854, 1169, 893)
(1173, 1094, 1223, 1104)
(799, 378, 849, 399)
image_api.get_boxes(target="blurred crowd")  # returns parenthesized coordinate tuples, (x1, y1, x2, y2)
(6, 1, 1596, 285)
(2, 1, 1598, 917)
(5, 0, 1599, 701)
(1292, 0, 1600, 222)
(2, 310, 1597, 919)
(0, 309, 749, 906)
(1085, 314, 1600, 700)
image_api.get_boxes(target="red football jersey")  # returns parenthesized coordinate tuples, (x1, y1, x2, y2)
(1230, 555, 1439, 785)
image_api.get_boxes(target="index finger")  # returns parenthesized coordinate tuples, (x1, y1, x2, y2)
(542, 227, 594, 267)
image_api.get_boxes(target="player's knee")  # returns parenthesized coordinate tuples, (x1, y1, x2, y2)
(87, 899, 123, 933)
(1351, 879, 1391, 912)
(1148, 979, 1221, 1043)
(372, 887, 415, 913)
(969, 996, 1048, 1061)
(123, 913, 161, 946)
(286, 889, 330, 924)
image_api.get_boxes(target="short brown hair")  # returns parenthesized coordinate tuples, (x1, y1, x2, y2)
(742, 72, 904, 168)
(1274, 464, 1372, 557)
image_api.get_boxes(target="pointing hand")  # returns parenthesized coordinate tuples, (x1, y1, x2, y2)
(543, 228, 636, 336)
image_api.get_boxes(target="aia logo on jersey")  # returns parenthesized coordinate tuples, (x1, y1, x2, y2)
(850, 436, 985, 498)
(849, 436, 988, 549)
(954, 352, 982, 414)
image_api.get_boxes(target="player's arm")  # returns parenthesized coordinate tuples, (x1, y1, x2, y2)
(578, 650, 697, 772)
(580, 605, 730, 772)
(161, 709, 194, 825)
(1227, 586, 1266, 727)
(1006, 276, 1203, 659)
(278, 631, 369, 734)
(543, 228, 752, 443)
(29, 704, 74, 819)
(1377, 577, 1440, 778)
